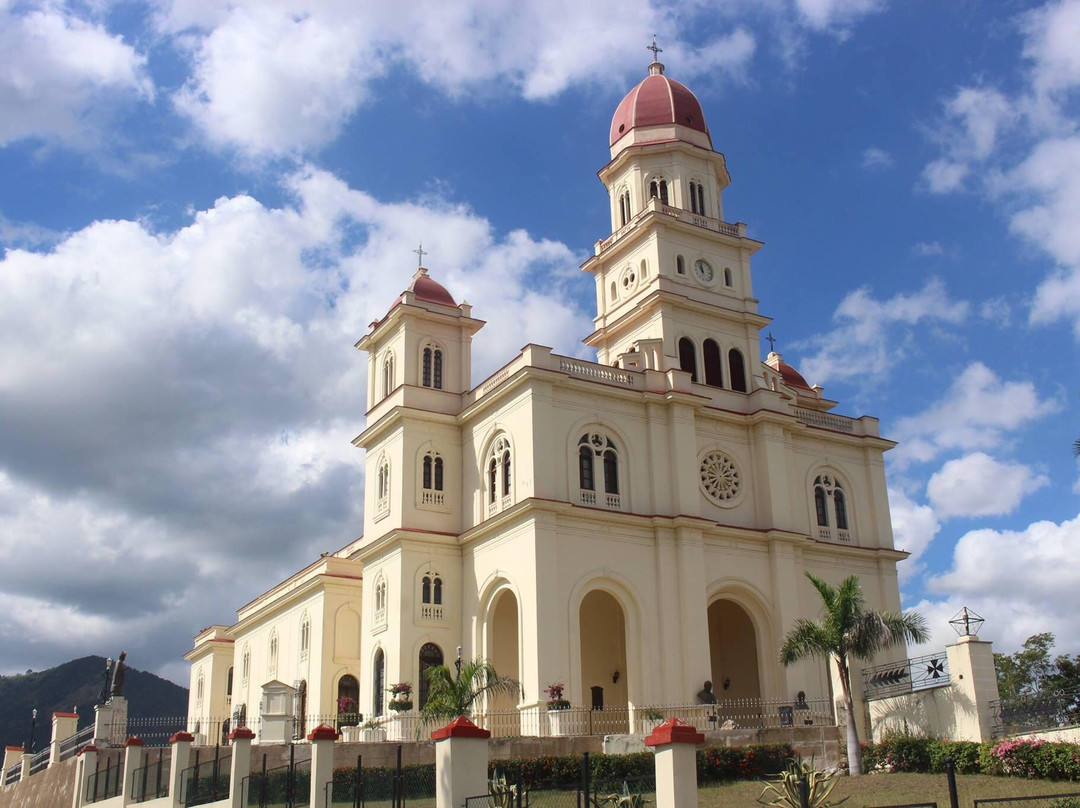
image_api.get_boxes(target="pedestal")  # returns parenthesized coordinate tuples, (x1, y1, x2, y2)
(385, 713, 413, 742)
(547, 710, 570, 737)
(309, 726, 339, 808)
(645, 719, 704, 808)
(433, 717, 491, 808)
(94, 698, 127, 747)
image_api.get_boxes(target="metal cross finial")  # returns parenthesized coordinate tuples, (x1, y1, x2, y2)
(647, 35, 662, 62)
(766, 332, 777, 352)
(412, 243, 428, 267)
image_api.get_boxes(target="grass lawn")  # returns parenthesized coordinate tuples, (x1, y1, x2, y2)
(698, 773, 1080, 808)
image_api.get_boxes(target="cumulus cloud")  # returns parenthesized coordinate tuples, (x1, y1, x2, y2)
(926, 452, 1048, 518)
(796, 279, 968, 386)
(794, 0, 883, 31)
(889, 487, 940, 583)
(910, 514, 1080, 655)
(0, 166, 593, 675)
(921, 87, 1016, 193)
(0, 3, 153, 147)
(891, 362, 1059, 466)
(860, 146, 893, 170)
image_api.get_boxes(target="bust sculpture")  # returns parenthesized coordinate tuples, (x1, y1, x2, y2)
(696, 679, 718, 704)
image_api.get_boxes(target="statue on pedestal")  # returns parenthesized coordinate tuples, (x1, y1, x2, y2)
(110, 652, 128, 698)
(100, 658, 114, 705)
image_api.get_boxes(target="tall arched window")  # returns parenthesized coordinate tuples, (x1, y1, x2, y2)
(689, 181, 706, 215)
(421, 571, 444, 620)
(577, 433, 621, 509)
(649, 178, 669, 205)
(374, 575, 387, 627)
(618, 189, 631, 226)
(295, 680, 307, 739)
(421, 450, 445, 507)
(338, 675, 359, 722)
(373, 649, 385, 717)
(299, 613, 310, 660)
(382, 351, 395, 398)
(703, 339, 724, 388)
(196, 671, 205, 704)
(486, 435, 513, 516)
(422, 342, 444, 389)
(226, 667, 233, 697)
(813, 475, 852, 543)
(728, 348, 747, 392)
(676, 255, 685, 275)
(418, 643, 444, 709)
(678, 338, 698, 382)
(241, 646, 250, 685)
(376, 455, 390, 517)
(268, 632, 278, 674)
(723, 267, 733, 287)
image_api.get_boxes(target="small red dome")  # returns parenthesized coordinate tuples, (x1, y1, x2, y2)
(408, 270, 456, 307)
(610, 69, 710, 147)
(778, 360, 812, 391)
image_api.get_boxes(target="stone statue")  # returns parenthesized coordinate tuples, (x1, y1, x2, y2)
(110, 651, 127, 698)
(696, 680, 718, 704)
(100, 657, 114, 705)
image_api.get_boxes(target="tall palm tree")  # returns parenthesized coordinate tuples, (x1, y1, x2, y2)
(1073, 437, 1079, 457)
(419, 658, 519, 725)
(779, 572, 928, 776)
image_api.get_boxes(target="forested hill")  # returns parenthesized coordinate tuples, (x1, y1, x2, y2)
(0, 656, 188, 749)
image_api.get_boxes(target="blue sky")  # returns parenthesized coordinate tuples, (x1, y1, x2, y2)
(1, 0, 1078, 684)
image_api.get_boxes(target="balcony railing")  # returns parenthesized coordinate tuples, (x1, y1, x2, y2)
(795, 408, 855, 434)
(421, 490, 445, 507)
(863, 652, 950, 700)
(578, 490, 623, 510)
(817, 527, 853, 544)
(595, 200, 746, 255)
(420, 604, 444, 621)
(559, 359, 637, 388)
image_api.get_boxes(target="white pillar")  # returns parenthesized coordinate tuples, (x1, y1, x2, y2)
(946, 636, 1000, 742)
(72, 744, 99, 808)
(167, 732, 194, 808)
(93, 703, 114, 748)
(308, 724, 339, 808)
(20, 752, 31, 781)
(645, 719, 703, 808)
(433, 717, 491, 808)
(2, 746, 23, 786)
(122, 737, 145, 805)
(51, 712, 80, 767)
(227, 727, 255, 808)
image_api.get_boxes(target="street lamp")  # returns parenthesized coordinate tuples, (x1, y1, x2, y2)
(455, 646, 463, 679)
(28, 709, 37, 753)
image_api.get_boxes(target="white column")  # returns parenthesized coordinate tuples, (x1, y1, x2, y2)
(308, 724, 339, 808)
(167, 732, 194, 808)
(946, 636, 1000, 742)
(645, 719, 703, 808)
(19, 752, 31, 781)
(433, 717, 491, 808)
(2, 746, 23, 786)
(51, 712, 80, 767)
(227, 727, 255, 808)
(93, 703, 114, 748)
(122, 737, 145, 805)
(72, 744, 98, 808)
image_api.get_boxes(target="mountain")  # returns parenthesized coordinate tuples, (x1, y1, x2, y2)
(0, 656, 188, 750)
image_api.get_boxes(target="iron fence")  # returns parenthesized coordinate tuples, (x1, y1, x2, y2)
(244, 745, 312, 808)
(974, 793, 1080, 807)
(862, 652, 950, 700)
(59, 725, 94, 762)
(179, 746, 231, 806)
(129, 748, 170, 804)
(996, 688, 1080, 735)
(4, 764, 21, 786)
(85, 756, 124, 804)
(28, 747, 50, 775)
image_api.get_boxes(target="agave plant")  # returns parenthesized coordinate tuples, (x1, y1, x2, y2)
(597, 781, 650, 808)
(757, 759, 846, 808)
(488, 768, 522, 808)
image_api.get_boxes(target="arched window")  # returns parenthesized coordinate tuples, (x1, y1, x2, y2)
(373, 649, 385, 717)
(813, 475, 852, 543)
(338, 675, 359, 721)
(678, 338, 698, 382)
(227, 666, 233, 697)
(241, 646, 250, 685)
(618, 189, 631, 226)
(295, 680, 307, 739)
(268, 632, 279, 673)
(577, 433, 621, 508)
(235, 703, 247, 729)
(421, 450, 445, 507)
(382, 351, 395, 398)
(418, 643, 444, 709)
(723, 267, 733, 287)
(421, 571, 444, 620)
(703, 339, 724, 388)
(196, 671, 205, 704)
(649, 178, 669, 205)
(728, 348, 747, 392)
(299, 613, 310, 660)
(374, 575, 387, 627)
(640, 258, 648, 278)
(422, 342, 444, 389)
(610, 281, 617, 302)
(689, 181, 707, 215)
(676, 255, 685, 275)
(486, 435, 513, 516)
(376, 455, 390, 517)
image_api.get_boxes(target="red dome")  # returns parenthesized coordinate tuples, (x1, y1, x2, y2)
(610, 70, 710, 147)
(408, 271, 456, 307)
(778, 360, 812, 391)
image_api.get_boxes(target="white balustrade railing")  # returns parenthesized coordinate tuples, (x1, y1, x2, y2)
(795, 408, 856, 433)
(559, 359, 637, 388)
(421, 490, 445, 507)
(420, 604, 443, 621)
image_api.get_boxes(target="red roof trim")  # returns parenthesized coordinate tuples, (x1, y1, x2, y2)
(77, 744, 98, 756)
(52, 712, 79, 719)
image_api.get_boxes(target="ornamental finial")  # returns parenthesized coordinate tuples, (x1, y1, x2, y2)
(412, 242, 428, 268)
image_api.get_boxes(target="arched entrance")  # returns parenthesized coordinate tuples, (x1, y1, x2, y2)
(337, 674, 360, 727)
(579, 590, 629, 732)
(707, 599, 762, 707)
(418, 643, 444, 709)
(487, 588, 520, 735)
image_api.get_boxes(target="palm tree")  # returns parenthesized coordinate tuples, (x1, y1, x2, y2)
(779, 572, 928, 776)
(419, 658, 519, 726)
(1073, 437, 1079, 457)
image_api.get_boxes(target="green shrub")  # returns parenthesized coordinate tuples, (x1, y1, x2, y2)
(696, 743, 795, 782)
(927, 741, 981, 774)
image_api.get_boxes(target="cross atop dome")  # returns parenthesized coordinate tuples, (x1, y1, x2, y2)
(647, 34, 664, 76)
(412, 242, 428, 268)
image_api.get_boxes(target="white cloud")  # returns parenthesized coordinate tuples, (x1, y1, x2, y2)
(889, 487, 940, 583)
(0, 165, 593, 674)
(913, 240, 950, 258)
(1022, 0, 1080, 102)
(861, 146, 893, 170)
(912, 514, 1080, 656)
(926, 452, 1048, 518)
(794, 0, 883, 31)
(922, 160, 969, 194)
(921, 88, 1016, 194)
(0, 4, 152, 147)
(891, 362, 1059, 466)
(796, 279, 968, 386)
(979, 297, 1012, 325)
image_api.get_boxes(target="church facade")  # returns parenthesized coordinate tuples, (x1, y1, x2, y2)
(185, 57, 908, 741)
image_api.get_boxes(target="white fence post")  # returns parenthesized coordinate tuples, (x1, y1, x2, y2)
(645, 719, 703, 808)
(227, 726, 255, 808)
(72, 744, 98, 808)
(2, 746, 22, 785)
(122, 737, 144, 805)
(433, 717, 491, 808)
(51, 713, 80, 768)
(308, 724, 339, 808)
(167, 731, 194, 808)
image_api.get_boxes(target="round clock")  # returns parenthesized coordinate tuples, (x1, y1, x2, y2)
(694, 259, 714, 283)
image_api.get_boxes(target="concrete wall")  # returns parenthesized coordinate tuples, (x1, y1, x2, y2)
(0, 758, 75, 808)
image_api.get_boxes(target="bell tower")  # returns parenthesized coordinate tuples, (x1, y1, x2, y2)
(582, 51, 769, 389)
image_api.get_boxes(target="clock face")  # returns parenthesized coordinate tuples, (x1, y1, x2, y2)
(694, 259, 714, 282)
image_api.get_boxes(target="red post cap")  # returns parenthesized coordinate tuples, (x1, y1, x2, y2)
(124, 736, 145, 747)
(430, 715, 491, 741)
(53, 712, 79, 719)
(77, 744, 99, 756)
(307, 724, 339, 742)
(644, 717, 705, 747)
(228, 727, 256, 741)
(169, 731, 195, 744)
(5, 746, 24, 752)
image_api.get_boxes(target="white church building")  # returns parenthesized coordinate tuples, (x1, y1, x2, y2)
(185, 55, 908, 741)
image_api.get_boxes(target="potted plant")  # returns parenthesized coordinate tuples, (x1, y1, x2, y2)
(388, 682, 413, 712)
(545, 682, 572, 736)
(337, 697, 360, 726)
(359, 717, 386, 744)
(637, 707, 664, 735)
(385, 682, 414, 741)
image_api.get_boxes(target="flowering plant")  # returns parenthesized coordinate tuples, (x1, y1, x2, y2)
(389, 682, 413, 697)
(545, 682, 570, 711)
(337, 696, 357, 714)
(388, 682, 413, 711)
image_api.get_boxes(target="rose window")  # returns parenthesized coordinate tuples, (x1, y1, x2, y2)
(700, 451, 742, 505)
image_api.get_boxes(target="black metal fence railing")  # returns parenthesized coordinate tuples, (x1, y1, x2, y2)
(126, 716, 192, 747)
(59, 726, 94, 762)
(4, 764, 22, 786)
(973, 793, 1080, 807)
(996, 688, 1080, 735)
(85, 757, 125, 804)
(244, 746, 312, 808)
(862, 652, 951, 701)
(28, 747, 50, 775)
(179, 746, 231, 807)
(129, 749, 171, 804)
